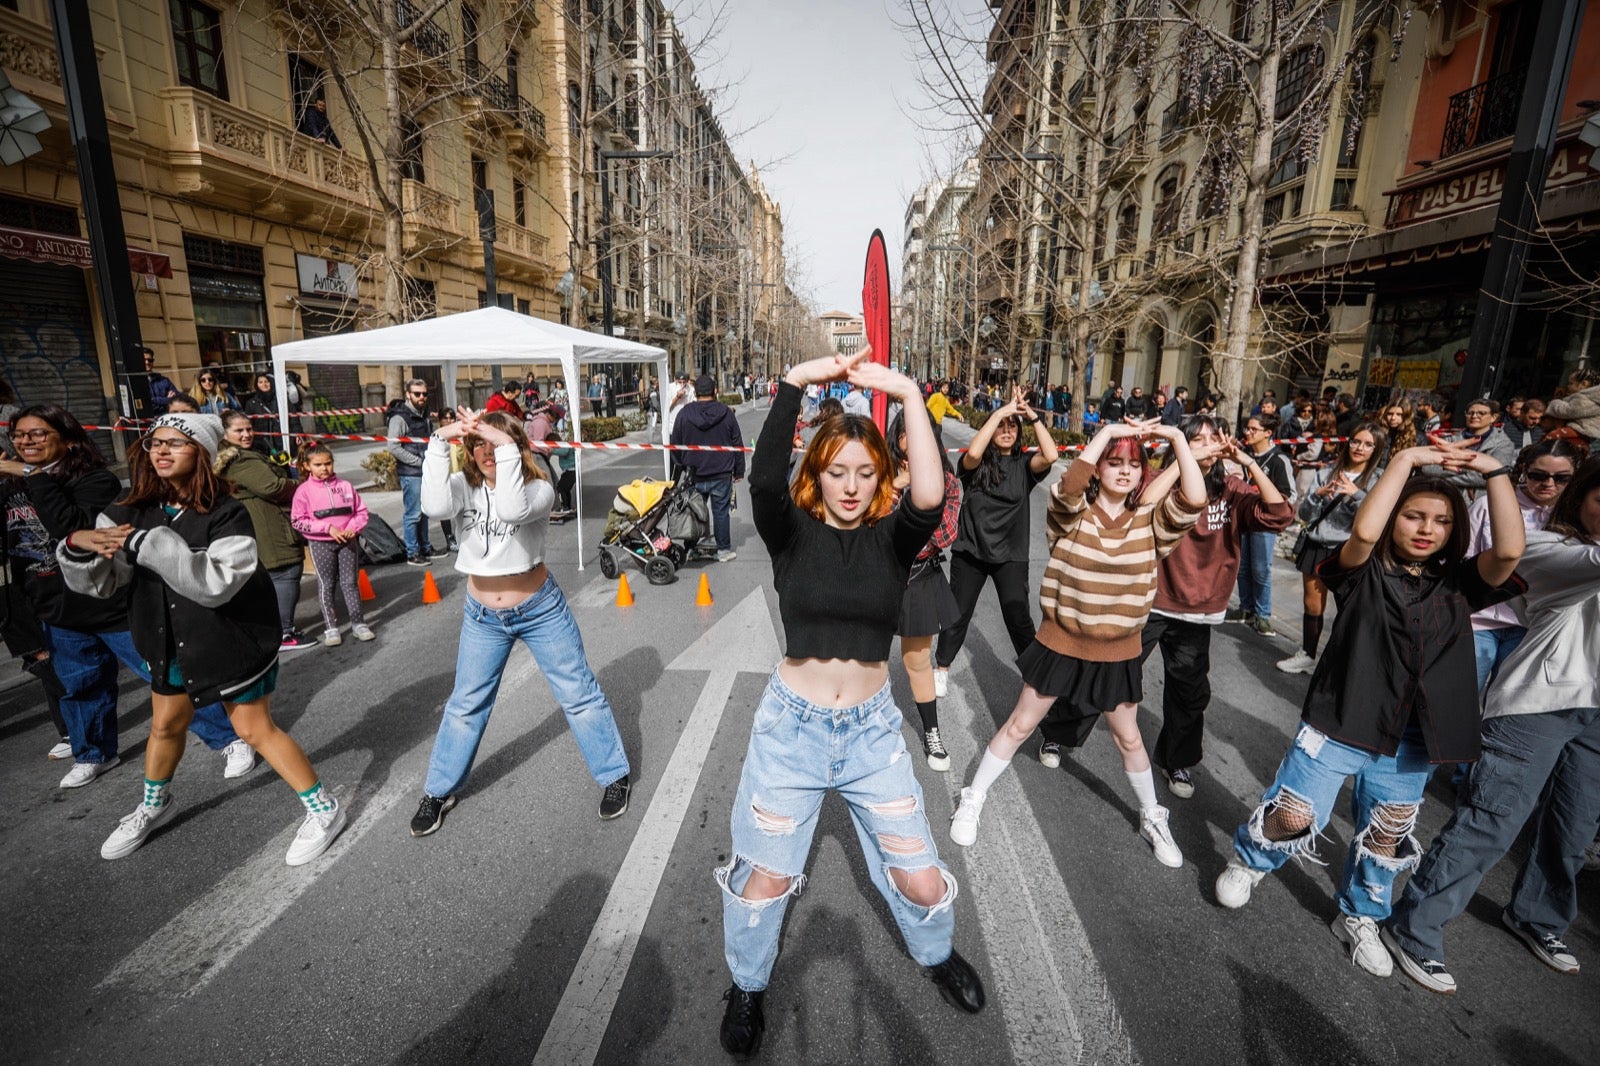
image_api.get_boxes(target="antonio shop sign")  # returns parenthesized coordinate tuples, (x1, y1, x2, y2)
(295, 253, 359, 299)
(1386, 140, 1600, 227)
(0, 225, 174, 277)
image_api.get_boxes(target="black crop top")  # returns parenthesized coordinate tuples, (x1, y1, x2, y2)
(751, 383, 942, 661)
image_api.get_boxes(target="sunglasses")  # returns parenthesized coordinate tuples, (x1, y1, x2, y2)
(1522, 470, 1572, 485)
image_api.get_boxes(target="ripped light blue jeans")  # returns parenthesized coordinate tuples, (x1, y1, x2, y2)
(716, 670, 957, 992)
(1232, 723, 1436, 920)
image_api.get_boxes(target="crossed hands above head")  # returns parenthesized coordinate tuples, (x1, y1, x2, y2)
(1415, 435, 1501, 474)
(1102, 416, 1179, 444)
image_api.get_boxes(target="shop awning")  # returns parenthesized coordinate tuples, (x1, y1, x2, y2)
(0, 225, 174, 278)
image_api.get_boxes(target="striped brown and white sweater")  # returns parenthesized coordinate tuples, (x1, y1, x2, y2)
(1036, 459, 1202, 662)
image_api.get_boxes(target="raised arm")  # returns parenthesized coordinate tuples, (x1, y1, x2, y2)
(1465, 452, 1525, 587)
(962, 400, 1023, 470)
(1007, 386, 1060, 473)
(849, 359, 940, 511)
(1149, 423, 1207, 509)
(1338, 444, 1463, 570)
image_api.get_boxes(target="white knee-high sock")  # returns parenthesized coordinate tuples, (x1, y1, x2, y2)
(970, 749, 1011, 797)
(1126, 768, 1160, 812)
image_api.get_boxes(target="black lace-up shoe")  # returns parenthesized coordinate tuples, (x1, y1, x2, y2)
(599, 774, 631, 820)
(719, 985, 765, 1058)
(927, 949, 985, 1013)
(409, 793, 457, 837)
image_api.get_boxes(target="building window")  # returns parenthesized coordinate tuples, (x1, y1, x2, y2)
(1153, 166, 1183, 240)
(462, 4, 480, 71)
(512, 178, 527, 227)
(1116, 202, 1139, 257)
(0, 193, 80, 236)
(404, 277, 437, 320)
(506, 49, 520, 100)
(288, 54, 322, 129)
(471, 156, 490, 210)
(568, 82, 583, 138)
(1269, 45, 1322, 189)
(1230, 0, 1253, 41)
(169, 0, 229, 100)
(399, 114, 425, 182)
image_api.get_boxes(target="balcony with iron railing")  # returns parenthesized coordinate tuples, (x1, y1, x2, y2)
(396, 0, 452, 60)
(609, 18, 625, 45)
(589, 82, 615, 127)
(1440, 66, 1525, 158)
(507, 96, 549, 156)
(462, 60, 516, 117)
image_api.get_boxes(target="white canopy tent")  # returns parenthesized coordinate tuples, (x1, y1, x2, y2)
(271, 306, 671, 570)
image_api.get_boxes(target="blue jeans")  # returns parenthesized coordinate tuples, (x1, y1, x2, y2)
(1472, 626, 1526, 693)
(1389, 707, 1600, 962)
(694, 475, 733, 551)
(1232, 723, 1434, 920)
(399, 475, 434, 558)
(1235, 530, 1276, 617)
(716, 670, 957, 992)
(43, 624, 239, 763)
(423, 580, 628, 797)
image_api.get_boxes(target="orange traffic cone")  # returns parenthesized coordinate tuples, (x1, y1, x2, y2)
(358, 568, 376, 601)
(695, 572, 713, 607)
(615, 573, 635, 607)
(421, 571, 442, 604)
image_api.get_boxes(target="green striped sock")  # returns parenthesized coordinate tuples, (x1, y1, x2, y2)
(297, 780, 336, 815)
(143, 777, 171, 809)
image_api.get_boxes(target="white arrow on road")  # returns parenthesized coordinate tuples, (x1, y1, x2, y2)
(532, 587, 780, 1066)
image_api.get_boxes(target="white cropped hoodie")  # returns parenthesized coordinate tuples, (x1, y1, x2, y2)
(420, 438, 555, 576)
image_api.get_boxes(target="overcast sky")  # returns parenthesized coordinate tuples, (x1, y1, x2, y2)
(682, 0, 942, 316)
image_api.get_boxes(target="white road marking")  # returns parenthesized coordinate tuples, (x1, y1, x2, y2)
(939, 681, 1139, 1066)
(532, 589, 780, 1066)
(98, 654, 541, 998)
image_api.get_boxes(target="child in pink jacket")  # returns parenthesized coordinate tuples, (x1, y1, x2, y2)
(291, 444, 372, 646)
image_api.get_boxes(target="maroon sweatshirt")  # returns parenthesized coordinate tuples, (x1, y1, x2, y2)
(1153, 475, 1293, 616)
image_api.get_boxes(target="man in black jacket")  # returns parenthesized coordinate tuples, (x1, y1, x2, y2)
(670, 375, 746, 562)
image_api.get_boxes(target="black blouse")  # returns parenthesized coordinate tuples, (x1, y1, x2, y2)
(1303, 551, 1525, 763)
(751, 383, 941, 661)
(953, 451, 1049, 563)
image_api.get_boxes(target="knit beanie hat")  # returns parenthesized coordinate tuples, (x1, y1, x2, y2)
(149, 413, 224, 460)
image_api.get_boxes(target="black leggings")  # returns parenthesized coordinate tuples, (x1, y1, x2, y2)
(936, 551, 1035, 669)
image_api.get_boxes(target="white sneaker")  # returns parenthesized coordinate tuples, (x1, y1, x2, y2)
(1216, 860, 1266, 908)
(60, 756, 120, 789)
(102, 799, 175, 860)
(322, 628, 342, 647)
(48, 738, 73, 760)
(1331, 914, 1393, 977)
(1139, 806, 1183, 868)
(950, 787, 985, 847)
(351, 623, 375, 642)
(221, 739, 257, 779)
(715, 549, 737, 563)
(934, 668, 948, 699)
(1276, 650, 1317, 675)
(1038, 740, 1062, 769)
(286, 800, 347, 866)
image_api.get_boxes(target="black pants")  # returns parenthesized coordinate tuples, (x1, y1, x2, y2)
(936, 551, 1034, 669)
(1040, 614, 1213, 771)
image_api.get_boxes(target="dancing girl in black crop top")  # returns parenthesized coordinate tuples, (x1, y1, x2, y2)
(712, 349, 986, 1059)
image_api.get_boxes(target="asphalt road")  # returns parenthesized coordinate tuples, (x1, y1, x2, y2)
(3, 402, 1595, 1066)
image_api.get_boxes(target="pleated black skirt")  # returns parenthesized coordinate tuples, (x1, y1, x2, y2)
(1016, 639, 1142, 718)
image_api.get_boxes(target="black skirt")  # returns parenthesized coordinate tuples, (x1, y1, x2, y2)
(1016, 640, 1142, 717)
(898, 558, 963, 637)
(1295, 540, 1342, 576)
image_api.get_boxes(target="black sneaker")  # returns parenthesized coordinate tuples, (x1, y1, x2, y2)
(1166, 767, 1195, 799)
(927, 949, 985, 1014)
(719, 985, 765, 1058)
(599, 774, 631, 820)
(923, 727, 951, 772)
(409, 793, 457, 837)
(405, 554, 429, 567)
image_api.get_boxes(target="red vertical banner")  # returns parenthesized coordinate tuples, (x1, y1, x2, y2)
(862, 229, 892, 431)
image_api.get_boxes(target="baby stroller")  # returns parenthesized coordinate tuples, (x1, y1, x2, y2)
(597, 470, 714, 584)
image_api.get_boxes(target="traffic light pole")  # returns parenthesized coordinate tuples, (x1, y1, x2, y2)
(1455, 0, 1586, 420)
(50, 0, 149, 420)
